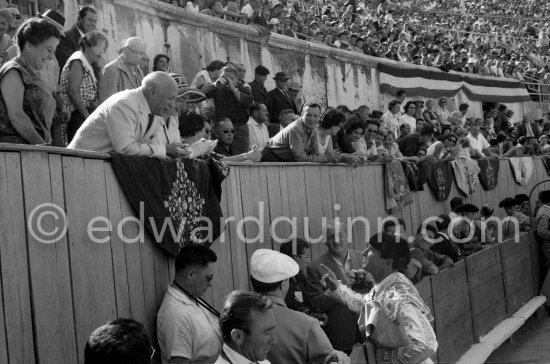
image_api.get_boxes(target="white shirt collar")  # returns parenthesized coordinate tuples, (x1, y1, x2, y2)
(221, 343, 270, 364)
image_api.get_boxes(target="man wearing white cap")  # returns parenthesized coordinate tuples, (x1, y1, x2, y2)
(98, 36, 146, 103)
(250, 249, 350, 364)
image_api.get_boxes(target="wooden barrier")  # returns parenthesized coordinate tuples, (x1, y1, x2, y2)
(0, 146, 548, 364)
(466, 245, 507, 340)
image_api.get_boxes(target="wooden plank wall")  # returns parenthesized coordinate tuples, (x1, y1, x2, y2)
(0, 151, 547, 364)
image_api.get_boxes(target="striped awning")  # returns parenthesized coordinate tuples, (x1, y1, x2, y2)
(378, 63, 531, 103)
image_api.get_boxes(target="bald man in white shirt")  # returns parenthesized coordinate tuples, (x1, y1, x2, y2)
(68, 72, 188, 158)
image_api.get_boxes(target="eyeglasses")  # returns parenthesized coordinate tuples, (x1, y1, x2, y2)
(449, 139, 457, 143)
(219, 129, 235, 134)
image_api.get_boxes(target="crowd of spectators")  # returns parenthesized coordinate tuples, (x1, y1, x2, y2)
(158, 0, 550, 84)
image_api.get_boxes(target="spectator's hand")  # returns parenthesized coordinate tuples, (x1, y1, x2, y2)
(324, 350, 350, 364)
(344, 270, 356, 286)
(166, 143, 191, 158)
(320, 264, 340, 291)
(244, 150, 262, 162)
(327, 150, 341, 163)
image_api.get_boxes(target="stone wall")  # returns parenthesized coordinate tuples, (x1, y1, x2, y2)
(60, 0, 543, 119)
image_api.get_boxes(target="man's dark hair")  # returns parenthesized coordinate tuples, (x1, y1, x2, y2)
(279, 238, 310, 257)
(206, 60, 225, 72)
(450, 197, 464, 212)
(302, 102, 322, 113)
(178, 111, 207, 138)
(336, 105, 351, 114)
(250, 276, 282, 294)
(365, 118, 380, 128)
(388, 99, 402, 110)
(78, 6, 97, 20)
(416, 222, 438, 235)
(249, 102, 265, 115)
(396, 89, 406, 98)
(319, 108, 345, 128)
(219, 290, 273, 342)
(84, 318, 151, 364)
(459, 103, 469, 111)
(175, 244, 217, 272)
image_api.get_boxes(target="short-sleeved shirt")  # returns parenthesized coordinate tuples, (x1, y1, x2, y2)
(466, 132, 490, 155)
(157, 286, 222, 363)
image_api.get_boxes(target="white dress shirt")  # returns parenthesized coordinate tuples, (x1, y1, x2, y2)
(466, 132, 490, 156)
(215, 343, 270, 364)
(247, 117, 269, 151)
(68, 88, 168, 157)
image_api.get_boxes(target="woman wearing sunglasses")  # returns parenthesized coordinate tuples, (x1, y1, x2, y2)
(426, 133, 457, 160)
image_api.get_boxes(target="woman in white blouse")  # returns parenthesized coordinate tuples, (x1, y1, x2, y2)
(399, 101, 417, 134)
(315, 108, 343, 159)
(381, 99, 402, 139)
(321, 232, 437, 364)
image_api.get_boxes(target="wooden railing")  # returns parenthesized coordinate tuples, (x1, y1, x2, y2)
(0, 145, 547, 364)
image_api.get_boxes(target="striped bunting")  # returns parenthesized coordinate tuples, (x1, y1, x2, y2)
(378, 63, 531, 103)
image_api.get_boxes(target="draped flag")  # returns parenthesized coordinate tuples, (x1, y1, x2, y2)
(420, 158, 454, 201)
(477, 158, 499, 190)
(509, 157, 533, 186)
(378, 63, 531, 103)
(111, 154, 230, 257)
(385, 160, 412, 213)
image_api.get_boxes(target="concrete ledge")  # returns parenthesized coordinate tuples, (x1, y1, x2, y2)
(512, 296, 547, 320)
(456, 296, 547, 364)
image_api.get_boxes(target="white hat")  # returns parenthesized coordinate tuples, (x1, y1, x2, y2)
(250, 249, 299, 283)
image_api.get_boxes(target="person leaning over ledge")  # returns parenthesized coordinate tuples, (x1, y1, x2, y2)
(260, 103, 340, 163)
(68, 72, 189, 158)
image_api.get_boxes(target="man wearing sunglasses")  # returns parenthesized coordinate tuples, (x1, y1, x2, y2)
(157, 245, 222, 364)
(98, 36, 146, 103)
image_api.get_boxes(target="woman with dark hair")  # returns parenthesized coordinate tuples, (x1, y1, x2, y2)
(152, 54, 170, 72)
(381, 99, 401, 139)
(399, 101, 417, 134)
(0, 18, 61, 144)
(190, 59, 225, 89)
(315, 108, 344, 158)
(59, 31, 108, 145)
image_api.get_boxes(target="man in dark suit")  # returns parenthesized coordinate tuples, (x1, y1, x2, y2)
(267, 72, 298, 124)
(306, 220, 367, 353)
(248, 65, 270, 107)
(55, 7, 97, 72)
(517, 115, 540, 140)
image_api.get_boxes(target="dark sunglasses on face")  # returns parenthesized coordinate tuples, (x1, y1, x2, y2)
(220, 129, 235, 134)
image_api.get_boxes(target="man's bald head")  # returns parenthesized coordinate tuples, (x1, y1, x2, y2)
(120, 36, 146, 66)
(142, 72, 178, 117)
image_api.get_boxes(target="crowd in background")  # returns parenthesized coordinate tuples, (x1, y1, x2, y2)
(158, 0, 550, 84)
